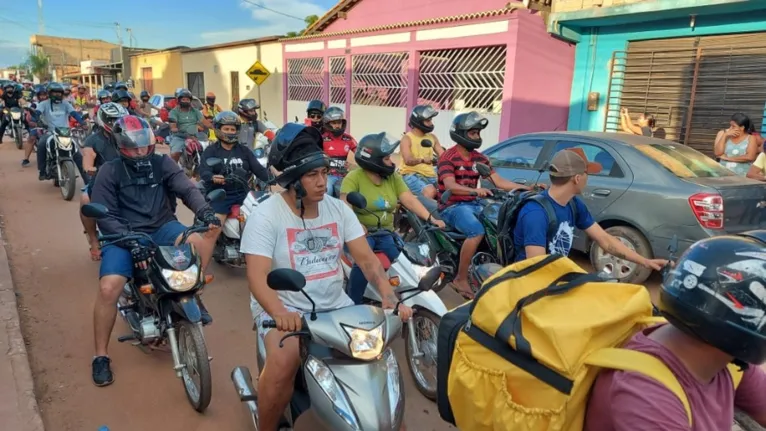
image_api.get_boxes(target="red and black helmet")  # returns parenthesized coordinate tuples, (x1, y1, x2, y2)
(112, 115, 156, 162)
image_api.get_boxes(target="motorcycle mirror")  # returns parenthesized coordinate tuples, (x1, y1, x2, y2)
(346, 192, 368, 210)
(206, 189, 226, 202)
(476, 163, 492, 178)
(418, 266, 443, 292)
(440, 190, 453, 205)
(421, 139, 433, 148)
(205, 157, 223, 168)
(81, 203, 109, 219)
(267, 268, 306, 292)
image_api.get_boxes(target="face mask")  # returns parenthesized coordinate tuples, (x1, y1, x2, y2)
(141, 98, 149, 102)
(180, 102, 191, 108)
(206, 98, 215, 105)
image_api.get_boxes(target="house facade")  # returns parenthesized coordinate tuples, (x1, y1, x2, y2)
(180, 37, 284, 125)
(129, 47, 185, 96)
(551, 0, 766, 155)
(280, 0, 575, 150)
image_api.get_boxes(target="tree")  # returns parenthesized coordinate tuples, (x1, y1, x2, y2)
(25, 51, 50, 81)
(285, 14, 321, 38)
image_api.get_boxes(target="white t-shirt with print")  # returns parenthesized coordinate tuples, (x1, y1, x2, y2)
(240, 193, 365, 316)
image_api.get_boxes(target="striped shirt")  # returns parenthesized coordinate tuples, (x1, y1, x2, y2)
(437, 146, 494, 209)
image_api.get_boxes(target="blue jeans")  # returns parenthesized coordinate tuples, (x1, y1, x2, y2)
(348, 234, 402, 304)
(402, 173, 437, 195)
(37, 134, 88, 183)
(440, 201, 485, 238)
(99, 221, 188, 279)
(327, 174, 343, 198)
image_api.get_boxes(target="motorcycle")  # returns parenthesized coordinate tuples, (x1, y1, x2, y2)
(44, 127, 79, 201)
(80, 188, 225, 413)
(231, 266, 442, 430)
(3, 107, 25, 149)
(341, 191, 447, 400)
(327, 158, 349, 198)
(203, 158, 255, 268)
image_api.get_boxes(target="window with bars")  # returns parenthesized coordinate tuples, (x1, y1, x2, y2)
(330, 57, 346, 105)
(186, 72, 205, 99)
(287, 57, 324, 101)
(417, 45, 506, 113)
(351, 52, 409, 107)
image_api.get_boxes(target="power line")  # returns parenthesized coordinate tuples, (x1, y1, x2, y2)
(240, 0, 305, 21)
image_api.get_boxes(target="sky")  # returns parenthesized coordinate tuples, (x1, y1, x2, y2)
(0, 0, 336, 67)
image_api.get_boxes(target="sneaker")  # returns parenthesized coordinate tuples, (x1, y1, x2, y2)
(92, 356, 114, 387)
(38, 173, 46, 181)
(21, 159, 29, 167)
(198, 298, 213, 325)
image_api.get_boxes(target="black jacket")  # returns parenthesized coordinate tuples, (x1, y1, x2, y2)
(1, 93, 22, 109)
(199, 142, 268, 197)
(90, 154, 207, 235)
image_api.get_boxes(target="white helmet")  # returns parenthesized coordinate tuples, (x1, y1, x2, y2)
(96, 102, 128, 133)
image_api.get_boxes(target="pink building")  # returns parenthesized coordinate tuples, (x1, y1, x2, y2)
(281, 0, 575, 149)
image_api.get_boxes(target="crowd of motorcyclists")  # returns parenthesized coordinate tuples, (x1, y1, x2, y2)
(4, 76, 766, 431)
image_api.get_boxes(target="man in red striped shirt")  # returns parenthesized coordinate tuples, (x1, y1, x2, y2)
(437, 112, 530, 298)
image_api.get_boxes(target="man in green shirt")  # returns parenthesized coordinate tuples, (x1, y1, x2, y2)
(168, 88, 205, 163)
(340, 132, 445, 304)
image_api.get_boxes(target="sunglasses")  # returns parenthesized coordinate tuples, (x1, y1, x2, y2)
(309, 113, 323, 120)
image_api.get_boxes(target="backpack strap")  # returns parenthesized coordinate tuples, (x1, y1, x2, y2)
(584, 348, 693, 427)
(526, 194, 559, 240)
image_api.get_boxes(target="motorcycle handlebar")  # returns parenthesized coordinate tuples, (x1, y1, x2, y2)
(262, 320, 277, 328)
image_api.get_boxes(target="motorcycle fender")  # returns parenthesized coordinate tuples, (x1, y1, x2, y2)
(172, 295, 202, 324)
(403, 290, 447, 317)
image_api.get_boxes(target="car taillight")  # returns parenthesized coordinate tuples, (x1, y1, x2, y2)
(688, 193, 724, 229)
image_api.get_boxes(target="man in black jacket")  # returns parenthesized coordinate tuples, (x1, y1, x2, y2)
(89, 115, 220, 387)
(0, 81, 27, 141)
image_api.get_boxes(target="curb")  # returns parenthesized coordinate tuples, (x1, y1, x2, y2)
(0, 230, 45, 431)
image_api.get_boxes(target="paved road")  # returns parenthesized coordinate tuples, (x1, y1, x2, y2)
(0, 141, 662, 431)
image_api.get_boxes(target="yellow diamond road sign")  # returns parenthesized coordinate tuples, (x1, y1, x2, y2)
(246, 61, 271, 86)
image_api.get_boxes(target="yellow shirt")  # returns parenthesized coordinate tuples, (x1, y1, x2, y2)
(399, 131, 437, 177)
(754, 153, 766, 173)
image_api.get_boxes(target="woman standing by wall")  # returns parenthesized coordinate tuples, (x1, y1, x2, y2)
(714, 113, 759, 176)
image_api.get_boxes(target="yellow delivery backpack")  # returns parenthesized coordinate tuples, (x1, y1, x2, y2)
(436, 254, 743, 431)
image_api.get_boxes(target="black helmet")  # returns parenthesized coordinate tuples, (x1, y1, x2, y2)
(450, 111, 488, 150)
(354, 132, 400, 178)
(658, 231, 766, 365)
(103, 83, 115, 92)
(409, 104, 438, 133)
(3, 82, 15, 93)
(63, 84, 71, 95)
(306, 99, 326, 128)
(322, 106, 347, 137)
(35, 86, 47, 96)
(112, 90, 131, 103)
(237, 98, 260, 121)
(267, 123, 327, 189)
(213, 111, 241, 144)
(97, 90, 111, 102)
(175, 89, 193, 107)
(114, 81, 128, 91)
(139, 90, 150, 99)
(47, 82, 65, 103)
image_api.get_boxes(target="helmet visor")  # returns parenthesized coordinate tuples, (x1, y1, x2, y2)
(380, 133, 401, 154)
(117, 127, 155, 149)
(420, 105, 438, 119)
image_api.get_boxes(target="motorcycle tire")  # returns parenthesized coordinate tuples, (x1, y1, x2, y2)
(734, 408, 765, 431)
(176, 320, 212, 413)
(58, 160, 76, 201)
(14, 127, 22, 149)
(404, 308, 440, 401)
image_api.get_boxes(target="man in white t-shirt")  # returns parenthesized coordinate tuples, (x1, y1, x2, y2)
(240, 123, 412, 431)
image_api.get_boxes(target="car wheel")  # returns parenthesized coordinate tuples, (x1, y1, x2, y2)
(589, 226, 653, 284)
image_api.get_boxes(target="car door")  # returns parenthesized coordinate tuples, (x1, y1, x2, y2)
(483, 138, 552, 187)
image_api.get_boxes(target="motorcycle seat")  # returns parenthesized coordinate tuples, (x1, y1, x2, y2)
(228, 205, 241, 219)
(155, 244, 196, 271)
(445, 230, 466, 240)
(375, 252, 392, 271)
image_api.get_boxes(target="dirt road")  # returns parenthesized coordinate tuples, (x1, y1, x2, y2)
(0, 141, 662, 431)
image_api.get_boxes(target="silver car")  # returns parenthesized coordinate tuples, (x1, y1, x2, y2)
(483, 131, 766, 283)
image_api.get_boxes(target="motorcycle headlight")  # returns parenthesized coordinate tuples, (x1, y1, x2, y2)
(306, 356, 360, 430)
(57, 137, 73, 149)
(160, 265, 199, 292)
(10, 112, 21, 120)
(253, 148, 264, 159)
(384, 348, 403, 425)
(343, 323, 384, 360)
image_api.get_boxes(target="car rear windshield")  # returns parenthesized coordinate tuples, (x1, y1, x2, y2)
(634, 143, 735, 178)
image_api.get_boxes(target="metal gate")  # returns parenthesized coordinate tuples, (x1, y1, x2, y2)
(351, 52, 409, 107)
(605, 32, 766, 155)
(286, 57, 324, 101)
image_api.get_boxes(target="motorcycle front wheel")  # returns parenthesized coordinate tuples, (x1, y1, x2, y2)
(14, 126, 22, 149)
(404, 308, 440, 400)
(177, 320, 212, 413)
(58, 160, 76, 201)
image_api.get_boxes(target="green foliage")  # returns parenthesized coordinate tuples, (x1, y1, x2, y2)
(25, 52, 50, 80)
(284, 14, 321, 38)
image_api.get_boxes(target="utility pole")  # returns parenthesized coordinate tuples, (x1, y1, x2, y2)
(37, 0, 44, 34)
(126, 28, 134, 48)
(114, 22, 123, 47)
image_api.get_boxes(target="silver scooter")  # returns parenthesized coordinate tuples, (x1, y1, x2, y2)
(232, 267, 442, 430)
